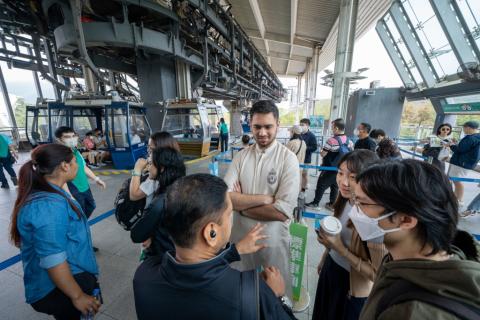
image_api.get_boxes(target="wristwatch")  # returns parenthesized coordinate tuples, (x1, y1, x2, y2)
(279, 295, 293, 309)
(131, 170, 142, 177)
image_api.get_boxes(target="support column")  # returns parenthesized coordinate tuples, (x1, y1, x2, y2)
(296, 74, 302, 123)
(136, 56, 177, 131)
(309, 46, 320, 116)
(175, 60, 192, 99)
(329, 0, 359, 121)
(304, 58, 310, 117)
(43, 38, 61, 100)
(82, 66, 97, 93)
(0, 64, 19, 141)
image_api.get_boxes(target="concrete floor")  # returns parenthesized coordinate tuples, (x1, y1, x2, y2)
(1, 150, 479, 319)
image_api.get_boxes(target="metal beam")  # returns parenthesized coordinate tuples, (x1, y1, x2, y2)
(286, 0, 299, 75)
(244, 29, 315, 49)
(248, 0, 270, 66)
(376, 20, 416, 87)
(450, 0, 480, 62)
(389, 1, 437, 87)
(257, 50, 308, 63)
(0, 64, 19, 140)
(429, 0, 478, 67)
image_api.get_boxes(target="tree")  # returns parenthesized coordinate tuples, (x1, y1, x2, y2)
(14, 97, 26, 128)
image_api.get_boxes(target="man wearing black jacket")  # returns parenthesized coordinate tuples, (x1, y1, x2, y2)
(133, 174, 296, 320)
(300, 118, 318, 192)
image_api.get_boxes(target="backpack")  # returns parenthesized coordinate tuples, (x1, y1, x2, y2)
(375, 279, 480, 320)
(114, 175, 148, 230)
(331, 136, 351, 166)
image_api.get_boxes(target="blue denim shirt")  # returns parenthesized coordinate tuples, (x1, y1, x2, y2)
(17, 186, 99, 303)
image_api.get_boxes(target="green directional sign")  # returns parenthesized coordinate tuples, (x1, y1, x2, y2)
(290, 222, 308, 301)
(442, 102, 480, 113)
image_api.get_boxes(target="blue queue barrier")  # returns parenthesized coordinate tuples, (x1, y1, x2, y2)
(0, 209, 115, 272)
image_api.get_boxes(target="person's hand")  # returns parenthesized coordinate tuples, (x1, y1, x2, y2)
(261, 266, 285, 297)
(95, 178, 106, 189)
(134, 158, 148, 173)
(236, 223, 268, 254)
(233, 181, 242, 193)
(71, 292, 101, 316)
(317, 261, 322, 275)
(317, 230, 346, 254)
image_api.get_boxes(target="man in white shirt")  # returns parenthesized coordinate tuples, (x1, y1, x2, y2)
(224, 100, 300, 298)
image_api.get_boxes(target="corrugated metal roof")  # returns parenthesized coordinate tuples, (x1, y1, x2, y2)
(296, 0, 340, 42)
(259, 0, 291, 36)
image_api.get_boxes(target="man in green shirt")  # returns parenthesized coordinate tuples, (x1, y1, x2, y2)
(55, 127, 106, 251)
(218, 117, 229, 152)
(0, 133, 17, 188)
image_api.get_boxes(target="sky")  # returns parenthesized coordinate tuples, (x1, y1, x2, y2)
(278, 25, 402, 109)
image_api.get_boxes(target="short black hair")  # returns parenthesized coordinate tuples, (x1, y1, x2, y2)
(250, 100, 279, 121)
(55, 126, 75, 139)
(163, 174, 228, 248)
(376, 138, 401, 159)
(332, 118, 345, 131)
(151, 147, 186, 194)
(463, 121, 479, 129)
(359, 123, 372, 133)
(370, 129, 386, 139)
(241, 135, 250, 144)
(356, 160, 458, 256)
(300, 118, 310, 126)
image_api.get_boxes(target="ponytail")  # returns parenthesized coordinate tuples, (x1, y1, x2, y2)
(9, 144, 82, 247)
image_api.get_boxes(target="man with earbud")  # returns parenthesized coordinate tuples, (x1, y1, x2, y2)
(133, 174, 296, 320)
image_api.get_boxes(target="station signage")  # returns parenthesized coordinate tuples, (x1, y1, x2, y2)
(442, 94, 480, 114)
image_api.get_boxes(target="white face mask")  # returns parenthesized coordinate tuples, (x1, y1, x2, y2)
(348, 205, 401, 241)
(63, 137, 78, 149)
(300, 125, 308, 133)
(353, 128, 360, 137)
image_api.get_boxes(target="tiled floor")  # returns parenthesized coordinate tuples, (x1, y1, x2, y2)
(1, 151, 479, 319)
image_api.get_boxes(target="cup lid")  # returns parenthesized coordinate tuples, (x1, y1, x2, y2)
(322, 216, 342, 233)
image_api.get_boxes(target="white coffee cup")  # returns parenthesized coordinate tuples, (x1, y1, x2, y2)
(320, 216, 342, 236)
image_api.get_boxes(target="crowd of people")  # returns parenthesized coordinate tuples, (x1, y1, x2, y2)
(6, 99, 480, 320)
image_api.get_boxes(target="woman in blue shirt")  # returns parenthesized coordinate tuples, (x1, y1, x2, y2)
(10, 143, 101, 319)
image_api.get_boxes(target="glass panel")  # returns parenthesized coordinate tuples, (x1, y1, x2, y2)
(50, 108, 69, 130)
(26, 107, 49, 144)
(71, 108, 102, 138)
(110, 108, 129, 148)
(163, 108, 205, 141)
(129, 108, 149, 144)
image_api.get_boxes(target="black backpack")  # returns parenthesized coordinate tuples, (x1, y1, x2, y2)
(114, 175, 148, 230)
(375, 279, 480, 320)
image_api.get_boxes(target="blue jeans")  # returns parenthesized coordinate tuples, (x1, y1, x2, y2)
(220, 133, 229, 152)
(0, 155, 16, 186)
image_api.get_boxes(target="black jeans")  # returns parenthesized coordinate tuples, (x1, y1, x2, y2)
(0, 155, 16, 186)
(220, 133, 229, 152)
(67, 182, 96, 218)
(313, 171, 338, 204)
(31, 272, 100, 320)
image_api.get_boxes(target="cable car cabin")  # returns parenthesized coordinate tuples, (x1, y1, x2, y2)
(161, 101, 218, 158)
(26, 98, 151, 169)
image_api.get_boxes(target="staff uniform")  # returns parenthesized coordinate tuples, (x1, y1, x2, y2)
(224, 141, 300, 297)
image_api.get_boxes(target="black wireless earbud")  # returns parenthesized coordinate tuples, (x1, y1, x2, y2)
(210, 230, 216, 238)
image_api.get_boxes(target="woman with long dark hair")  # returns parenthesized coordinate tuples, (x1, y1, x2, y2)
(130, 131, 181, 206)
(312, 149, 387, 320)
(10, 144, 101, 319)
(130, 147, 186, 257)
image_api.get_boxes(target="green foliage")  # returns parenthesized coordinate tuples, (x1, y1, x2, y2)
(14, 97, 26, 128)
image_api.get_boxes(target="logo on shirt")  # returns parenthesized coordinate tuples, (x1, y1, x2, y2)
(267, 168, 277, 184)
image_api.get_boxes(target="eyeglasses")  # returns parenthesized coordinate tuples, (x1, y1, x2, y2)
(352, 196, 380, 208)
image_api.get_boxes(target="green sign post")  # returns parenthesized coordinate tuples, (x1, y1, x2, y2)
(290, 222, 308, 301)
(442, 102, 480, 113)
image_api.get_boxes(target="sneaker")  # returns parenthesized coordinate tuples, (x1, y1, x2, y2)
(11, 176, 18, 186)
(325, 203, 334, 212)
(93, 246, 99, 252)
(1, 184, 9, 189)
(97, 162, 107, 167)
(88, 164, 99, 169)
(306, 201, 320, 209)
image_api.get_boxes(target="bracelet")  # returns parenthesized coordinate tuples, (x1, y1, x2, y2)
(131, 170, 142, 177)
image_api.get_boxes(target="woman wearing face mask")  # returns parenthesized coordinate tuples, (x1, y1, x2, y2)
(130, 132, 180, 207)
(353, 160, 480, 320)
(130, 147, 186, 257)
(312, 149, 388, 320)
(10, 144, 101, 319)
